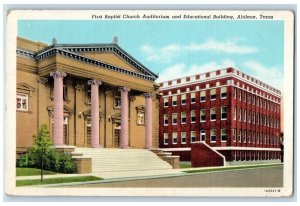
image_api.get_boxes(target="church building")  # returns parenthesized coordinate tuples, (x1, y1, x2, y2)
(16, 37, 160, 155)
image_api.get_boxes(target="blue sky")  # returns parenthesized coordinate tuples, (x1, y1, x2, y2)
(18, 20, 284, 91)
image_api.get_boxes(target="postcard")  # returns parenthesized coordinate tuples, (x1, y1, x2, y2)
(5, 9, 294, 197)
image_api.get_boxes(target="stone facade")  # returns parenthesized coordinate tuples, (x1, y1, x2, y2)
(16, 37, 160, 154)
(159, 67, 282, 162)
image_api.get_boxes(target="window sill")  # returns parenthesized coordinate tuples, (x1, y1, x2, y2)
(17, 110, 32, 113)
(221, 118, 227, 120)
(200, 121, 206, 123)
(221, 140, 227, 142)
(210, 119, 216, 121)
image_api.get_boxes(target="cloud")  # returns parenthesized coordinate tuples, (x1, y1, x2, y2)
(140, 44, 180, 63)
(156, 59, 236, 82)
(243, 61, 283, 91)
(140, 39, 258, 63)
(184, 39, 258, 54)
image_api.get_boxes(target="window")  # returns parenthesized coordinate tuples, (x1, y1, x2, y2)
(210, 130, 216, 142)
(239, 109, 242, 121)
(221, 107, 227, 120)
(200, 91, 206, 102)
(114, 96, 121, 108)
(191, 110, 196, 123)
(191, 131, 196, 143)
(210, 108, 216, 121)
(172, 132, 178, 144)
(172, 113, 178, 125)
(163, 133, 169, 145)
(233, 129, 237, 142)
(244, 110, 247, 122)
(253, 112, 256, 124)
(244, 91, 247, 102)
(244, 130, 247, 143)
(221, 87, 227, 99)
(221, 129, 227, 142)
(172, 96, 177, 106)
(164, 97, 168, 107)
(234, 88, 237, 99)
(248, 131, 251, 143)
(163, 114, 169, 125)
(181, 112, 186, 124)
(233, 107, 237, 120)
(200, 130, 206, 142)
(239, 89, 242, 100)
(181, 94, 186, 105)
(248, 93, 252, 104)
(137, 112, 145, 125)
(16, 94, 28, 111)
(253, 131, 256, 143)
(191, 92, 196, 103)
(257, 113, 260, 125)
(210, 89, 216, 100)
(248, 111, 251, 123)
(253, 95, 256, 105)
(200, 109, 206, 122)
(181, 132, 187, 144)
(239, 129, 242, 142)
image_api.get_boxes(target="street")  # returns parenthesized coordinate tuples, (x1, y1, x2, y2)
(61, 165, 283, 188)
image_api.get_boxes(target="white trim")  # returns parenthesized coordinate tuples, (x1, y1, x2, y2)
(160, 72, 282, 100)
(161, 146, 281, 152)
(161, 148, 191, 152)
(214, 147, 281, 151)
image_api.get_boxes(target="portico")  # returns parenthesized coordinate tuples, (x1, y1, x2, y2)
(17, 36, 159, 152)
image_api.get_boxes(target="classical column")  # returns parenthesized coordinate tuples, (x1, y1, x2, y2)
(144, 93, 153, 149)
(88, 80, 102, 148)
(119, 87, 130, 148)
(50, 71, 66, 146)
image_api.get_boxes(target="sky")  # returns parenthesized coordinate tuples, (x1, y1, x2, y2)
(18, 20, 284, 91)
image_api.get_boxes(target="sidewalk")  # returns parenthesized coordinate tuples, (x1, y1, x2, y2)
(16, 163, 283, 185)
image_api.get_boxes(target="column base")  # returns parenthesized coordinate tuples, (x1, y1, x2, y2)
(119, 145, 130, 149)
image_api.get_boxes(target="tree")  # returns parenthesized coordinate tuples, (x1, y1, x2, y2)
(31, 124, 52, 182)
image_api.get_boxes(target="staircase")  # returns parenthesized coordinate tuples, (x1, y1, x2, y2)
(73, 148, 173, 173)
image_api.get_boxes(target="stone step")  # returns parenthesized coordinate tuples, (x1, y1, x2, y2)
(72, 148, 173, 173)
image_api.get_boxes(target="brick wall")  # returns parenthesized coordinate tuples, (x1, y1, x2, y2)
(191, 142, 224, 167)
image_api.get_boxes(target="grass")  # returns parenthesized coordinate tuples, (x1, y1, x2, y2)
(16, 176, 103, 187)
(180, 163, 192, 168)
(16, 167, 59, 176)
(183, 163, 283, 174)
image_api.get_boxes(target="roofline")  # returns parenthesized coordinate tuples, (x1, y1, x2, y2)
(159, 67, 281, 96)
(35, 43, 158, 79)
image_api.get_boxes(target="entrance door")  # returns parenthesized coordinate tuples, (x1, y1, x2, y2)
(114, 124, 121, 148)
(86, 119, 91, 147)
(51, 116, 68, 144)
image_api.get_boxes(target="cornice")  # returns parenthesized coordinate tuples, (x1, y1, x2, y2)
(17, 47, 156, 82)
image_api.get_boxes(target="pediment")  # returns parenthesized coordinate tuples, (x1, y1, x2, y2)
(17, 83, 35, 92)
(47, 105, 74, 116)
(79, 52, 141, 74)
(136, 105, 146, 112)
(82, 110, 105, 119)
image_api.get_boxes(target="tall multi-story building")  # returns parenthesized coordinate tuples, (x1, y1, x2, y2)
(159, 68, 282, 163)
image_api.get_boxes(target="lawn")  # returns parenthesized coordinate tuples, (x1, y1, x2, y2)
(16, 176, 103, 186)
(16, 167, 59, 176)
(180, 163, 192, 168)
(183, 163, 283, 174)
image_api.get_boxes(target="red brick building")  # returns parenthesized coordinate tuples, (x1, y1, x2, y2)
(159, 68, 282, 163)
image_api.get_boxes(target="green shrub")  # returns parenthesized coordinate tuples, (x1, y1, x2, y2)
(16, 124, 77, 174)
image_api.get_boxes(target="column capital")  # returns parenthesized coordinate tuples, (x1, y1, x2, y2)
(50, 71, 67, 79)
(118, 86, 131, 93)
(88, 79, 102, 86)
(37, 77, 48, 85)
(143, 93, 154, 99)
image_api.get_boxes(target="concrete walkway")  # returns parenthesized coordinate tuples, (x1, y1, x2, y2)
(16, 163, 282, 182)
